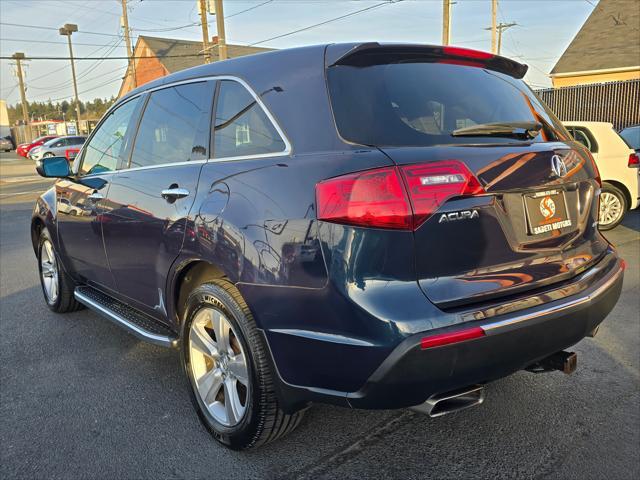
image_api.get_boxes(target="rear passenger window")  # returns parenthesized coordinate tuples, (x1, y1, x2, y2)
(213, 80, 286, 159)
(129, 82, 213, 169)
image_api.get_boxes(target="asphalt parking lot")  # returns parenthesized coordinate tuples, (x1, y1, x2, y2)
(1, 150, 638, 480)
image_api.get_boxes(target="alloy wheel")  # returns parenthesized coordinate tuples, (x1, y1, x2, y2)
(599, 192, 623, 227)
(40, 239, 59, 303)
(189, 307, 249, 427)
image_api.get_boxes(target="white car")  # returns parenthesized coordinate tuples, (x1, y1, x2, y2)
(564, 121, 639, 230)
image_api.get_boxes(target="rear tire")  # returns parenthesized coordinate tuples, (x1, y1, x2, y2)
(181, 280, 305, 450)
(37, 228, 83, 313)
(599, 184, 627, 230)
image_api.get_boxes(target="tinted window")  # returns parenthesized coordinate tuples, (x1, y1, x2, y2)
(79, 97, 141, 175)
(213, 80, 286, 159)
(70, 137, 85, 145)
(567, 127, 595, 152)
(129, 82, 213, 168)
(619, 126, 640, 150)
(328, 62, 566, 147)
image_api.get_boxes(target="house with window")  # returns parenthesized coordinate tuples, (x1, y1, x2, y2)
(549, 0, 640, 87)
(117, 36, 269, 97)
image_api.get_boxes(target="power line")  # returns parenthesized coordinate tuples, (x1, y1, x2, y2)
(0, 22, 122, 38)
(249, 0, 404, 46)
(133, 22, 200, 33)
(226, 0, 274, 19)
(0, 37, 129, 48)
(0, 53, 207, 60)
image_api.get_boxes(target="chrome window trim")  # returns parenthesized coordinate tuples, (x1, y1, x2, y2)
(77, 75, 292, 177)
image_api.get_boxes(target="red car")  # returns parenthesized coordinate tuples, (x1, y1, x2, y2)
(16, 135, 58, 157)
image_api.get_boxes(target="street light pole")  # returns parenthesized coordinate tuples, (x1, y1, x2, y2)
(59, 24, 81, 127)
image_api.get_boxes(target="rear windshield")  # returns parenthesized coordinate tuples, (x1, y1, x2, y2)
(619, 126, 640, 150)
(327, 62, 567, 147)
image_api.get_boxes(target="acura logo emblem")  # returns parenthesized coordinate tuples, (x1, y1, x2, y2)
(550, 155, 568, 178)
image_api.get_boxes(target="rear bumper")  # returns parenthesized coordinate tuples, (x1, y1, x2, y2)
(263, 250, 623, 412)
(347, 256, 623, 409)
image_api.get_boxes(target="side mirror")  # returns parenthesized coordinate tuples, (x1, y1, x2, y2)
(36, 156, 71, 178)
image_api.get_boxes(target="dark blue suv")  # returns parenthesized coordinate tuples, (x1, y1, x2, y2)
(32, 43, 624, 449)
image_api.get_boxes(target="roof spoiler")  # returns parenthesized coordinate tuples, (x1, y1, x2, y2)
(327, 42, 528, 79)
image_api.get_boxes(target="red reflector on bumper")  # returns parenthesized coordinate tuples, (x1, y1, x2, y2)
(421, 327, 485, 349)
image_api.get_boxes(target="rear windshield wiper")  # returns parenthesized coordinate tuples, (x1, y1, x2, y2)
(451, 121, 542, 140)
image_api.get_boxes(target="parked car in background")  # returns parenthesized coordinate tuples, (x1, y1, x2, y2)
(29, 136, 86, 161)
(32, 44, 623, 450)
(0, 136, 13, 152)
(564, 121, 639, 230)
(16, 135, 58, 157)
(619, 124, 640, 155)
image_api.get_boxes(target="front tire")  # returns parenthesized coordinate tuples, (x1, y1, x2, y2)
(37, 228, 83, 313)
(599, 184, 627, 230)
(181, 280, 304, 450)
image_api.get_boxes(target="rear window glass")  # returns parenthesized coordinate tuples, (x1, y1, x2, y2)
(327, 62, 565, 147)
(619, 126, 640, 150)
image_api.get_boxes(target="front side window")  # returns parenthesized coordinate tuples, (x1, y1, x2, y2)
(128, 82, 213, 169)
(79, 97, 141, 176)
(213, 80, 286, 159)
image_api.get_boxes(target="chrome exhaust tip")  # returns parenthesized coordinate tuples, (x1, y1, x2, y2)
(409, 385, 485, 418)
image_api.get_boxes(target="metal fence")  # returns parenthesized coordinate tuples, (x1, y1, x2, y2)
(535, 79, 640, 130)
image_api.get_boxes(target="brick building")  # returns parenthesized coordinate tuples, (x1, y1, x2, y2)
(117, 35, 269, 97)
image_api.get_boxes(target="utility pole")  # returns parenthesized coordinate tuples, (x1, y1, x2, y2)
(59, 24, 81, 125)
(12, 52, 29, 125)
(495, 22, 516, 55)
(491, 0, 498, 54)
(121, 0, 136, 88)
(213, 0, 228, 60)
(198, 0, 211, 63)
(442, 0, 451, 45)
(485, 21, 517, 55)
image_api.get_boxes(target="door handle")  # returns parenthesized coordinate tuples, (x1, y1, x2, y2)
(88, 192, 104, 202)
(161, 187, 190, 201)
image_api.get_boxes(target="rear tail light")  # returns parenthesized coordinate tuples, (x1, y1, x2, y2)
(399, 161, 485, 228)
(628, 153, 639, 168)
(315, 167, 412, 230)
(316, 160, 485, 230)
(421, 326, 485, 349)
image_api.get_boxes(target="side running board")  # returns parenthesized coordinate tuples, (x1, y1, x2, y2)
(74, 286, 179, 348)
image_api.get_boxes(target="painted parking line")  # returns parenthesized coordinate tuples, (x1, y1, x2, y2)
(0, 190, 44, 197)
(0, 175, 42, 184)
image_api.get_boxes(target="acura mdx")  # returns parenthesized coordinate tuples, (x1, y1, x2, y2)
(32, 43, 624, 450)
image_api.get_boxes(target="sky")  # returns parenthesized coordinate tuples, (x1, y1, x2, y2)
(0, 0, 597, 107)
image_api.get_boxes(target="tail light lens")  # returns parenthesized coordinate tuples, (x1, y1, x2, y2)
(399, 161, 485, 228)
(315, 167, 412, 229)
(316, 161, 485, 230)
(628, 153, 639, 168)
